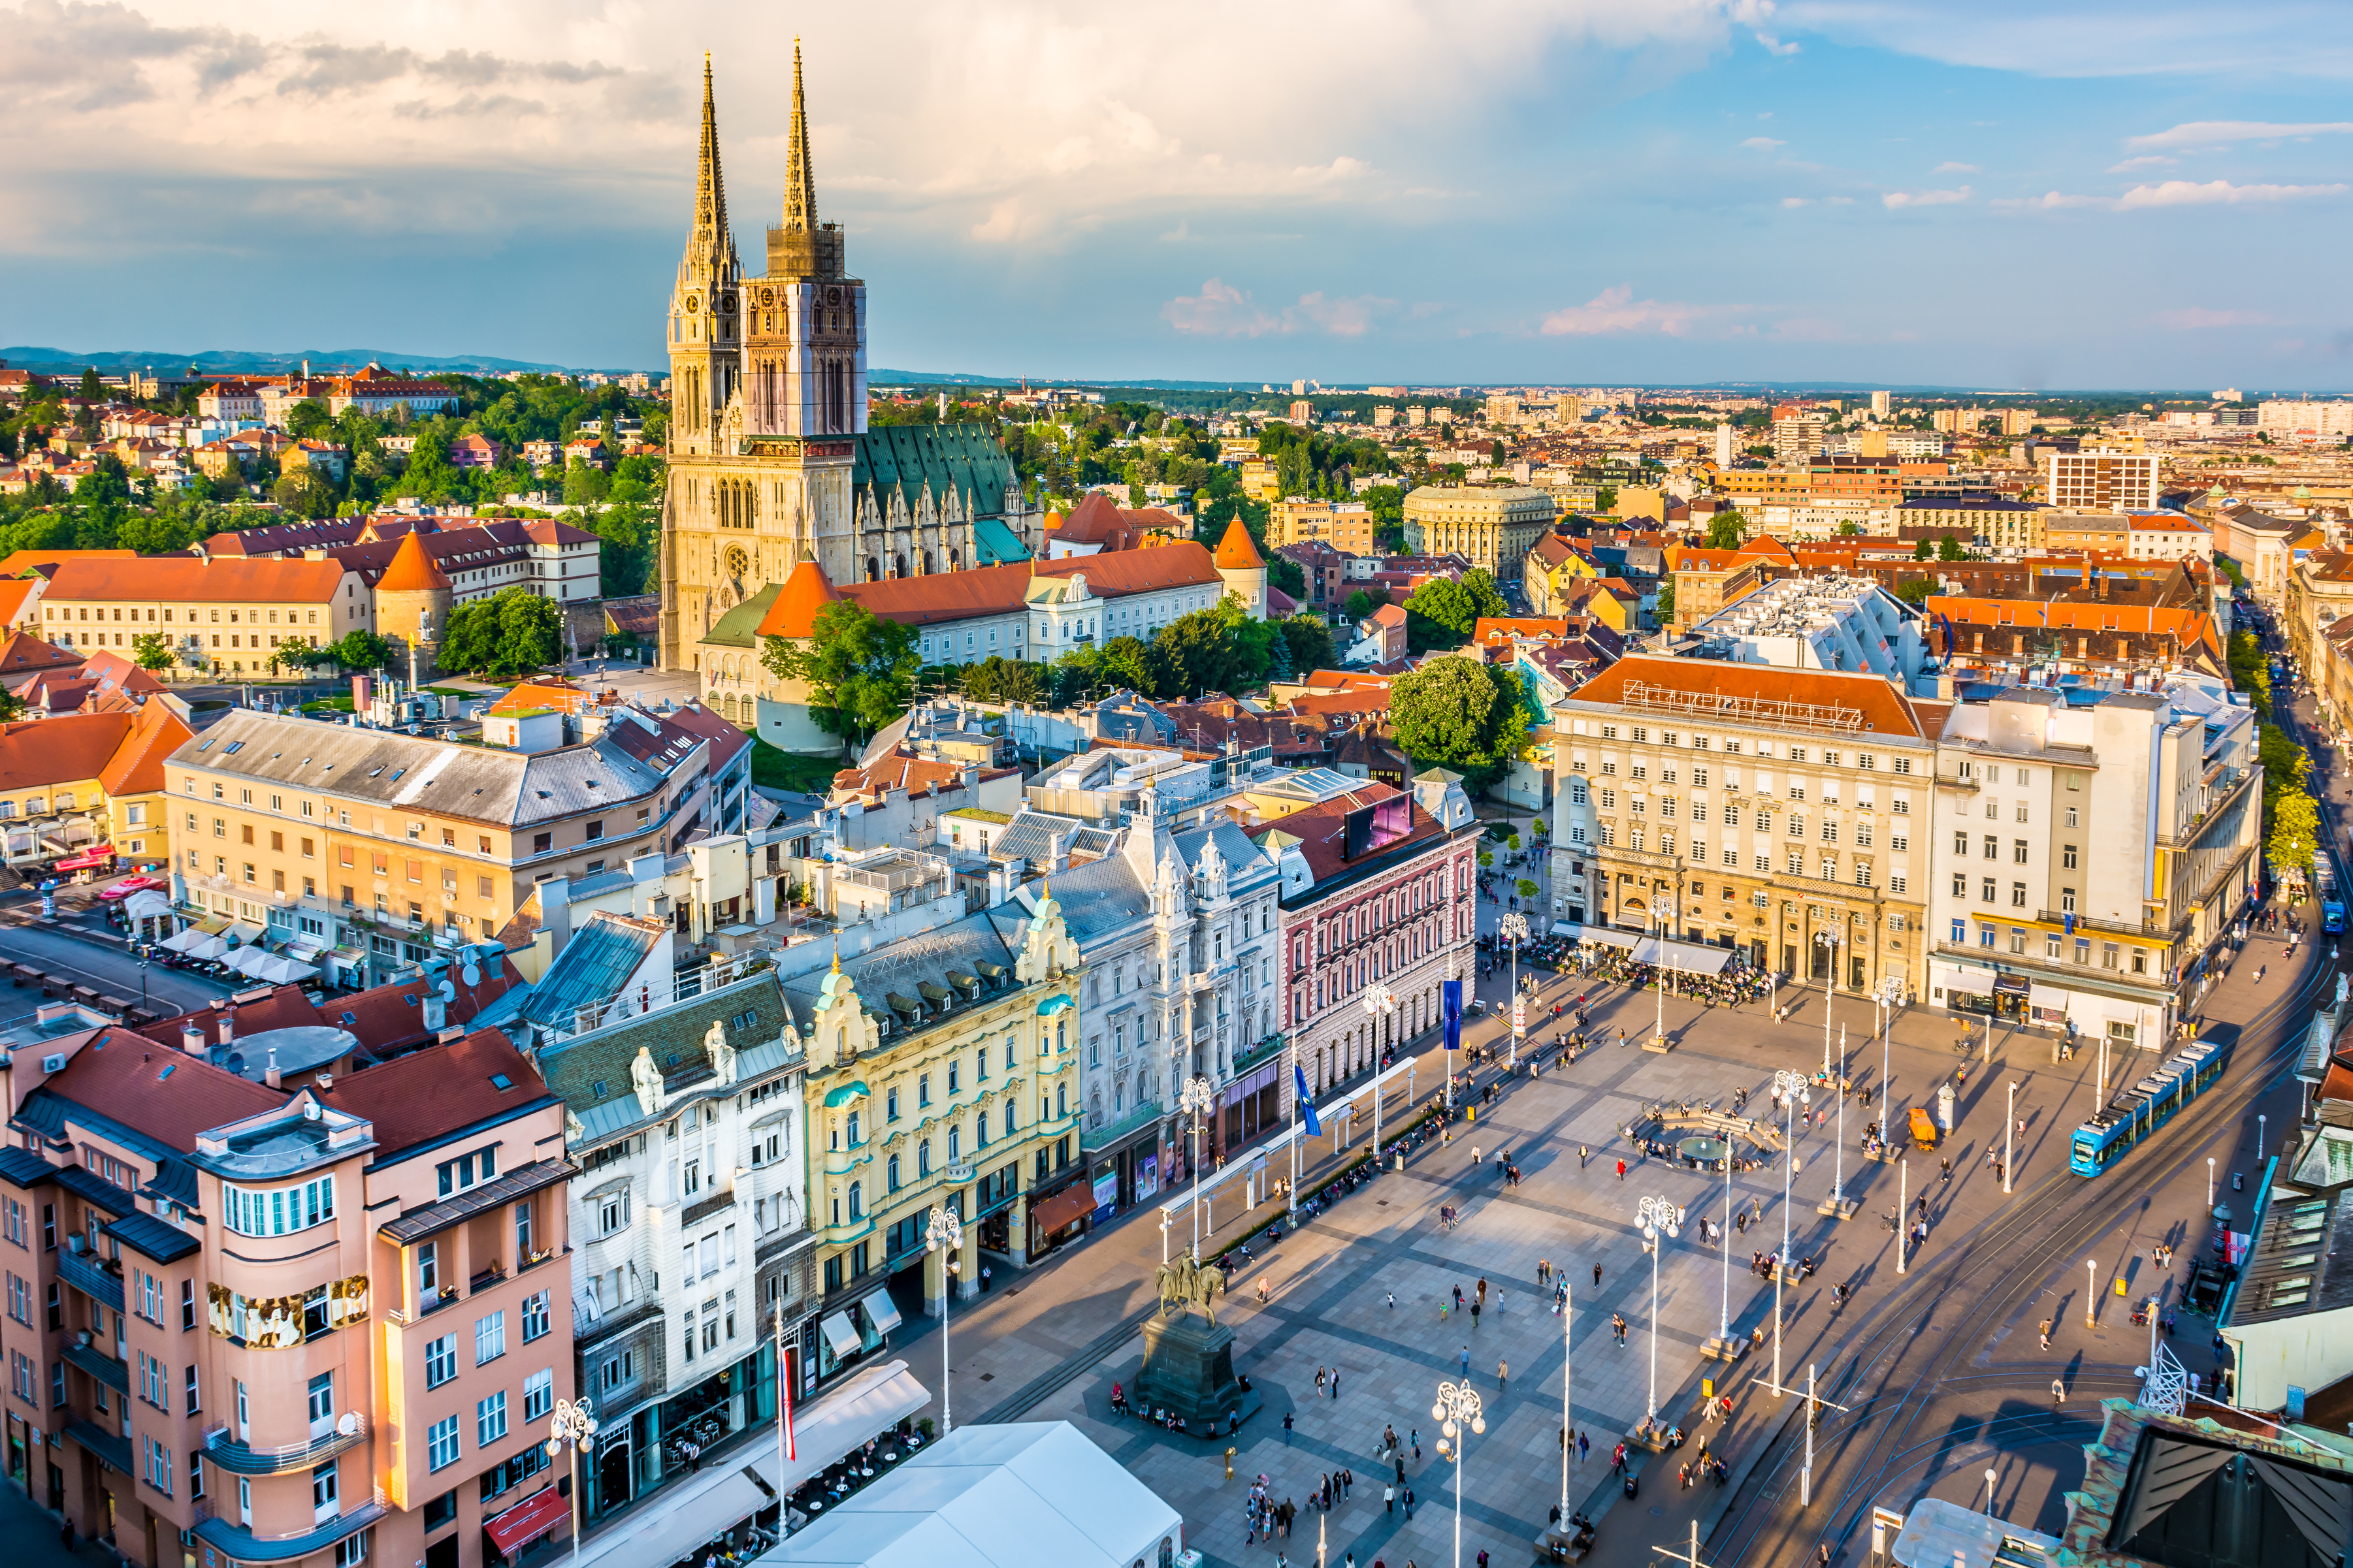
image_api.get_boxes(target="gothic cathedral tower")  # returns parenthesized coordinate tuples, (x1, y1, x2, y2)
(659, 46, 867, 671)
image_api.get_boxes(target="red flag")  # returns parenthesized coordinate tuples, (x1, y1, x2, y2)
(780, 1342, 798, 1462)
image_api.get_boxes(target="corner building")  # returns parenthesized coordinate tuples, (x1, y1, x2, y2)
(0, 1027, 574, 1568)
(1553, 656, 1933, 999)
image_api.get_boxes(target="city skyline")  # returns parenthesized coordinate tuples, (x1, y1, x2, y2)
(3, 1, 2350, 387)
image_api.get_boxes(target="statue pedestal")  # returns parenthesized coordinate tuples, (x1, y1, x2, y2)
(1135, 1311, 1259, 1437)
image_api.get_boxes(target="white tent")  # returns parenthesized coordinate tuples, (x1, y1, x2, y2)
(159, 927, 208, 953)
(254, 953, 318, 985)
(753, 1422, 1182, 1568)
(180, 933, 230, 962)
(224, 946, 276, 978)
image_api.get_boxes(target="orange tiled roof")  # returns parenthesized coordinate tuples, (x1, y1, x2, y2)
(0, 712, 136, 791)
(1472, 617, 1574, 645)
(764, 560, 839, 641)
(0, 581, 39, 626)
(0, 549, 135, 579)
(760, 542, 1225, 635)
(1214, 516, 1265, 569)
(1566, 653, 1929, 739)
(1925, 597, 2220, 659)
(0, 632, 78, 677)
(44, 556, 351, 604)
(98, 697, 194, 797)
(376, 529, 453, 593)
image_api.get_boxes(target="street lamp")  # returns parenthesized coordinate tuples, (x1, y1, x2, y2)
(1431, 1380, 1485, 1568)
(2005, 1081, 2020, 1194)
(1771, 1068, 1809, 1392)
(1557, 1280, 1573, 1536)
(1180, 1076, 1214, 1259)
(926, 1205, 964, 1434)
(1636, 1194, 1681, 1423)
(1362, 982, 1396, 1151)
(544, 1397, 598, 1568)
(1875, 974, 1903, 1116)
(1821, 1025, 1855, 1219)
(1814, 929, 1841, 1076)
(1499, 912, 1529, 1065)
(2086, 1257, 2098, 1330)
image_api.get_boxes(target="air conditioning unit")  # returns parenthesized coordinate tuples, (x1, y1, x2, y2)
(41, 1054, 65, 1073)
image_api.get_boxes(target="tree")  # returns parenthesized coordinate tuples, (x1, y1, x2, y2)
(1403, 569, 1508, 651)
(1913, 537, 1934, 560)
(1389, 658, 1531, 790)
(960, 656, 1043, 706)
(1516, 878, 1538, 900)
(442, 588, 564, 678)
(1152, 607, 1254, 699)
(324, 629, 398, 672)
(78, 368, 101, 402)
(1595, 485, 1618, 515)
(761, 600, 919, 745)
(2269, 788, 2320, 882)
(1894, 578, 1935, 608)
(1653, 576, 1676, 624)
(1701, 511, 1747, 550)
(1267, 554, 1307, 600)
(1343, 588, 1382, 622)
(1937, 534, 1966, 562)
(1279, 615, 1337, 678)
(130, 632, 176, 671)
(2230, 632, 2272, 717)
(1838, 521, 1862, 536)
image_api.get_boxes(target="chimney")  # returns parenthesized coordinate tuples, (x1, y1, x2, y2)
(962, 763, 979, 800)
(423, 988, 447, 1033)
(263, 1048, 281, 1091)
(218, 1008, 235, 1050)
(180, 1023, 206, 1057)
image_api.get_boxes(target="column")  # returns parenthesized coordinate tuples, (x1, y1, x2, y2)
(923, 1238, 950, 1319)
(956, 1223, 980, 1302)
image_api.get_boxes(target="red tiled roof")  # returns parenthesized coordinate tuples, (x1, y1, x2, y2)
(98, 697, 193, 797)
(762, 542, 1226, 633)
(661, 701, 751, 769)
(1471, 617, 1573, 644)
(1214, 517, 1265, 569)
(1566, 654, 1929, 739)
(0, 632, 79, 677)
(46, 556, 351, 604)
(0, 712, 135, 791)
(327, 1029, 551, 1158)
(764, 560, 839, 641)
(41, 1027, 284, 1150)
(377, 528, 453, 593)
(1243, 782, 1450, 883)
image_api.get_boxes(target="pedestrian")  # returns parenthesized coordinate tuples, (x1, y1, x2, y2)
(1333, 1369, 1342, 1400)
(1616, 1158, 1627, 1181)
(2053, 1377, 2066, 1406)
(1387, 1290, 1395, 1309)
(1499, 1358, 1508, 1392)
(1579, 1430, 1589, 1462)
(1470, 1300, 1481, 1329)
(1594, 1261, 1603, 1288)
(1404, 1486, 1416, 1522)
(1412, 1427, 1422, 1460)
(1477, 1276, 1488, 1305)
(1386, 1483, 1396, 1514)
(981, 1264, 992, 1292)
(1453, 1283, 1464, 1311)
(1317, 1366, 1327, 1399)
(1344, 1469, 1354, 1499)
(1284, 1411, 1294, 1445)
(1580, 1145, 1589, 1168)
(2039, 1319, 2053, 1351)
(1461, 1345, 1471, 1377)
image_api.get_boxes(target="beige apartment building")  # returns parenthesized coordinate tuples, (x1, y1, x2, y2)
(0, 1022, 575, 1568)
(1552, 654, 1934, 1000)
(166, 712, 708, 985)
(1266, 498, 1380, 555)
(39, 559, 374, 679)
(1402, 485, 1554, 579)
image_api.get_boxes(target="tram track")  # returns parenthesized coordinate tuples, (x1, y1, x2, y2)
(1711, 922, 2333, 1568)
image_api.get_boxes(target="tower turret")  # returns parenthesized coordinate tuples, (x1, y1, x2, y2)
(667, 56, 743, 457)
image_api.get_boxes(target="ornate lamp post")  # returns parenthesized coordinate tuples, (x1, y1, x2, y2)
(1498, 912, 1529, 1065)
(1180, 1076, 1214, 1258)
(925, 1205, 963, 1434)
(1431, 1380, 1486, 1568)
(544, 1397, 598, 1568)
(1362, 981, 1396, 1151)
(1819, 1026, 1856, 1219)
(1636, 1194, 1681, 1424)
(1770, 1068, 1809, 1391)
(1814, 929, 1841, 1076)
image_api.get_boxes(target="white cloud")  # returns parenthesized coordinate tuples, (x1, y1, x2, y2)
(2126, 120, 2353, 149)
(1992, 190, 2108, 210)
(1882, 185, 1970, 209)
(2156, 307, 2275, 329)
(1780, 195, 1809, 206)
(1933, 161, 1978, 173)
(1538, 283, 1724, 337)
(1160, 278, 1394, 338)
(2118, 178, 2347, 207)
(1742, 136, 1785, 150)
(2106, 155, 2177, 173)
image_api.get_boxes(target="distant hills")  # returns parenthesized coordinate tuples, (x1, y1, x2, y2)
(0, 346, 649, 377)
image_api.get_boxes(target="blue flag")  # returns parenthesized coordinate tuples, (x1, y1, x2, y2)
(1295, 1063, 1322, 1138)
(1443, 978, 1463, 1053)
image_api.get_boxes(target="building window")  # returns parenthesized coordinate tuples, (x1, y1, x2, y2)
(521, 1292, 550, 1343)
(222, 1176, 334, 1237)
(524, 1368, 553, 1423)
(424, 1335, 456, 1388)
(476, 1390, 508, 1447)
(426, 1415, 460, 1472)
(476, 1310, 506, 1366)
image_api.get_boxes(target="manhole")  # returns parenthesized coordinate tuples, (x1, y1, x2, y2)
(980, 1373, 995, 1381)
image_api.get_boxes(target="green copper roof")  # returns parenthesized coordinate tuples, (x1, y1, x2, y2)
(700, 582, 783, 650)
(973, 515, 1031, 565)
(854, 424, 1018, 522)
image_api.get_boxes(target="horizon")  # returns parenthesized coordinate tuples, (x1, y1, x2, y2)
(5, 3, 2352, 387)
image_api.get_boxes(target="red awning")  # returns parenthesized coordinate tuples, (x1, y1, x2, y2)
(483, 1483, 571, 1555)
(54, 848, 116, 871)
(1028, 1180, 1096, 1237)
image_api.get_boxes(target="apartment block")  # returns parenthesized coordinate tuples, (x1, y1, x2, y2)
(38, 560, 374, 680)
(0, 1023, 573, 1568)
(2041, 449, 2159, 513)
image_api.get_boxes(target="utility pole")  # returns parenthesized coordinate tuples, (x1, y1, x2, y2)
(2005, 1080, 2019, 1194)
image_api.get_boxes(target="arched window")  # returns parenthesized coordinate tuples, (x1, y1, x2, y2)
(847, 1183, 863, 1220)
(886, 1155, 900, 1191)
(918, 1140, 932, 1177)
(1055, 1019, 1065, 1053)
(846, 1110, 860, 1145)
(1004, 1103, 1016, 1138)
(948, 1125, 962, 1162)
(1056, 1083, 1067, 1117)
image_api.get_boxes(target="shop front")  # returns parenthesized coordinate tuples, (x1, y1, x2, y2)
(1220, 1059, 1283, 1153)
(580, 1339, 783, 1526)
(1026, 1176, 1096, 1260)
(1081, 1106, 1166, 1215)
(812, 1289, 899, 1392)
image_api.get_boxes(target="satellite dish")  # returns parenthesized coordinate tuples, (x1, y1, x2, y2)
(336, 1411, 360, 1437)
(461, 962, 483, 987)
(439, 979, 457, 1002)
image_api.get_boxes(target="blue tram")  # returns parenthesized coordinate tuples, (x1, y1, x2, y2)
(2069, 1037, 2227, 1177)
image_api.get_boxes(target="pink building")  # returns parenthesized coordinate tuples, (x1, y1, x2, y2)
(0, 1023, 575, 1568)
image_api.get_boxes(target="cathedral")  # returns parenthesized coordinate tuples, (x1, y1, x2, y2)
(658, 48, 1045, 673)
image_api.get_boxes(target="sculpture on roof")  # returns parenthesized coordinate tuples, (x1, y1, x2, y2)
(705, 1016, 739, 1086)
(630, 1045, 665, 1116)
(1016, 884, 1082, 985)
(1195, 836, 1229, 904)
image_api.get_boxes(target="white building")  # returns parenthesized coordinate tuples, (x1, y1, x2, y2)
(2041, 448, 2160, 513)
(1923, 680, 2260, 1048)
(2256, 400, 2353, 443)
(2126, 513, 2215, 562)
(1681, 574, 1927, 684)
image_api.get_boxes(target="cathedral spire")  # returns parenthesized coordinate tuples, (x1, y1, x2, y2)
(681, 53, 739, 288)
(781, 37, 819, 232)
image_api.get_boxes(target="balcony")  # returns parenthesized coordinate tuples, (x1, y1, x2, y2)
(203, 1414, 370, 1477)
(2037, 909, 2162, 940)
(62, 1339, 127, 1394)
(1230, 1034, 1284, 1076)
(56, 1247, 125, 1313)
(1082, 1100, 1167, 1157)
(194, 1496, 389, 1565)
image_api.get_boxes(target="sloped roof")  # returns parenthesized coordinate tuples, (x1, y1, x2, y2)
(503, 912, 668, 1032)
(766, 560, 839, 641)
(1214, 516, 1265, 569)
(0, 580, 40, 625)
(760, 543, 1225, 633)
(377, 528, 453, 593)
(1566, 653, 1930, 739)
(326, 1029, 554, 1160)
(0, 712, 135, 791)
(853, 424, 1017, 524)
(99, 698, 194, 797)
(0, 632, 78, 679)
(27, 1027, 284, 1157)
(703, 582, 785, 650)
(46, 556, 350, 604)
(0, 549, 136, 579)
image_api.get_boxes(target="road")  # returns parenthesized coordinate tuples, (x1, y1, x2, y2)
(0, 904, 225, 1023)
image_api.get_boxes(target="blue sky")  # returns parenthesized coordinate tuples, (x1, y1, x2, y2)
(2, 0, 2348, 388)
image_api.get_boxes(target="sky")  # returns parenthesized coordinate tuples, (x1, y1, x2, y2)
(3, 0, 2350, 389)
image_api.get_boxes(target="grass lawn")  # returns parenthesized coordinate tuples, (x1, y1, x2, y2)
(301, 697, 357, 714)
(750, 739, 844, 795)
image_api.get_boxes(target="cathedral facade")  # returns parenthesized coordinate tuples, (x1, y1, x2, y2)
(658, 48, 1043, 674)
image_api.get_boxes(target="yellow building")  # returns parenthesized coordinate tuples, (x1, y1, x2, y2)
(787, 889, 1085, 1328)
(0, 698, 192, 871)
(1240, 459, 1282, 504)
(37, 554, 374, 678)
(1404, 485, 1554, 577)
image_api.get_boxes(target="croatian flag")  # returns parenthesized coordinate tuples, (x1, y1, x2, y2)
(1295, 1063, 1323, 1138)
(1443, 978, 1463, 1053)
(779, 1343, 798, 1462)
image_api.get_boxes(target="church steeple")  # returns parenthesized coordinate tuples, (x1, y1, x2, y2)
(781, 38, 818, 234)
(667, 54, 743, 458)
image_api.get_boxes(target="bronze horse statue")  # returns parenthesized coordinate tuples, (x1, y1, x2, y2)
(1154, 1254, 1223, 1328)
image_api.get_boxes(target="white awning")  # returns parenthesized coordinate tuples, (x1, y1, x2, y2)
(864, 1291, 903, 1336)
(1568, 925, 1733, 975)
(820, 1311, 863, 1361)
(123, 890, 174, 924)
(572, 1360, 929, 1568)
(224, 920, 265, 947)
(159, 927, 209, 953)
